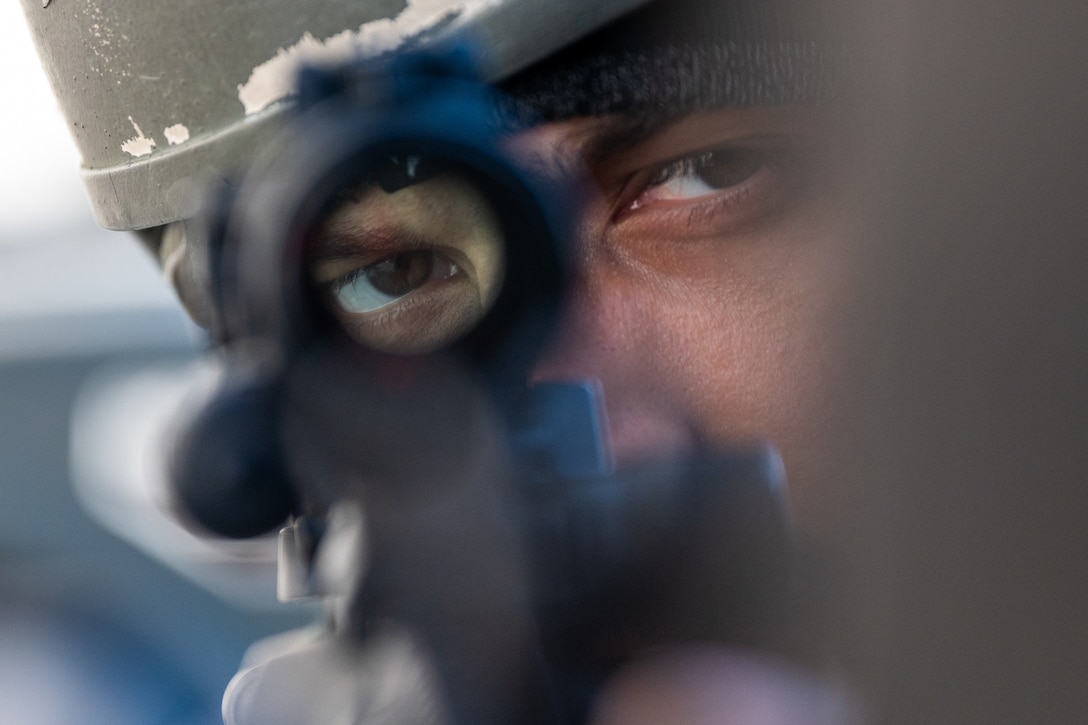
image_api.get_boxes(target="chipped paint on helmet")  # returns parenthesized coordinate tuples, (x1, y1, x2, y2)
(164, 124, 191, 146)
(120, 116, 155, 158)
(237, 0, 501, 116)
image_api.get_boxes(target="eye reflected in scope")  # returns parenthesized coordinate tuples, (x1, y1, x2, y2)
(307, 159, 505, 354)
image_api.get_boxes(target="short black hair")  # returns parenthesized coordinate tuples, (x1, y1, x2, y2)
(501, 0, 847, 125)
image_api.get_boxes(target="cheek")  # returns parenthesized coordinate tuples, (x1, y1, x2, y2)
(639, 215, 842, 416)
(539, 195, 851, 529)
(627, 214, 849, 513)
(659, 266, 831, 440)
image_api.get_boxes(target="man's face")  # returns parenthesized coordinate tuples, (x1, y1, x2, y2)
(523, 105, 851, 529)
(309, 102, 851, 530)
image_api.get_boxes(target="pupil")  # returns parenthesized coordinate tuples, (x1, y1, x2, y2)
(366, 251, 434, 297)
(699, 150, 761, 189)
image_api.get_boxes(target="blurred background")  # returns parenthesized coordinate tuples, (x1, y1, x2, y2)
(4, 1, 1088, 723)
(0, 6, 310, 723)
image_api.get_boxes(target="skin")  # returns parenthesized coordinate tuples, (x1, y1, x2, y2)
(590, 648, 855, 725)
(311, 104, 852, 530)
(310, 174, 505, 354)
(528, 105, 855, 724)
(219, 103, 858, 725)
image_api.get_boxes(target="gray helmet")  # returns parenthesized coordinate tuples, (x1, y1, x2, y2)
(23, 0, 842, 324)
(20, 0, 654, 232)
(23, 0, 843, 233)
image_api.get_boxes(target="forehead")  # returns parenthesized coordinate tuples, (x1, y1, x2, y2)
(512, 104, 830, 169)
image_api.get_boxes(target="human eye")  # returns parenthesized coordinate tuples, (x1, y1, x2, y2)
(328, 249, 462, 315)
(307, 173, 505, 355)
(316, 241, 489, 355)
(615, 139, 799, 237)
(634, 147, 769, 208)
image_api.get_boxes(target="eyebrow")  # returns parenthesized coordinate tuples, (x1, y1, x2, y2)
(577, 112, 680, 167)
(307, 226, 433, 264)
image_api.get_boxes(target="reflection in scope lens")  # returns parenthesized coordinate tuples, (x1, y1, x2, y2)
(308, 160, 505, 354)
(337, 250, 461, 312)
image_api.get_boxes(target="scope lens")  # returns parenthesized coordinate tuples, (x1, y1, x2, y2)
(306, 157, 505, 354)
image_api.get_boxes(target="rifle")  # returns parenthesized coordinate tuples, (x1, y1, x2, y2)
(169, 46, 795, 725)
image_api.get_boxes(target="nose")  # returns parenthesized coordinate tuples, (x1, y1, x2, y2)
(528, 249, 699, 467)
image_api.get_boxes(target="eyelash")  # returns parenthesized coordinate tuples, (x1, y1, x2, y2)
(646, 150, 757, 188)
(320, 249, 485, 354)
(612, 143, 793, 234)
(325, 251, 459, 316)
